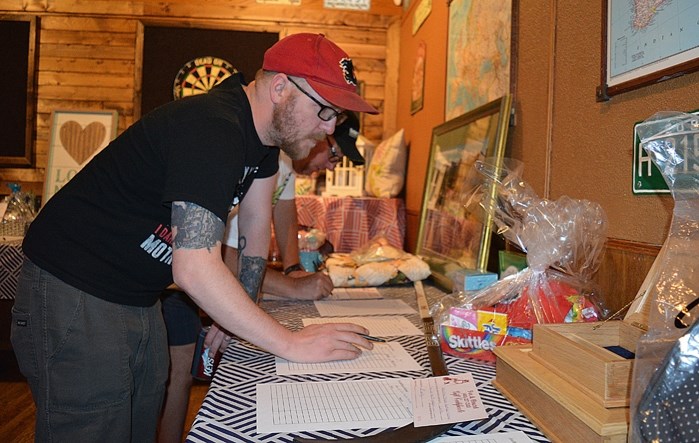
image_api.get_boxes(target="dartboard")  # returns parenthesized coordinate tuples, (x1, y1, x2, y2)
(173, 56, 238, 100)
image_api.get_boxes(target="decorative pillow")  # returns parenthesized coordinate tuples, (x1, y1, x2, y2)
(364, 129, 406, 198)
(355, 134, 375, 167)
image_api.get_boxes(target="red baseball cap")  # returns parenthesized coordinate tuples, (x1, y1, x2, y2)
(263, 33, 379, 115)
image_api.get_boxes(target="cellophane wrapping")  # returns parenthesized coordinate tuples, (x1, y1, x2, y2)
(297, 228, 327, 251)
(629, 112, 699, 442)
(1, 183, 37, 236)
(433, 158, 609, 362)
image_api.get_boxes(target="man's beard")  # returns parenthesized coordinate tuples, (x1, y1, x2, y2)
(270, 95, 323, 161)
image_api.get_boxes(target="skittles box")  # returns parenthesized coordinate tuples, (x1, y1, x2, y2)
(440, 307, 532, 362)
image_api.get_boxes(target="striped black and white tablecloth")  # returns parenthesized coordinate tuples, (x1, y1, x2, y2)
(186, 283, 549, 443)
(0, 237, 23, 300)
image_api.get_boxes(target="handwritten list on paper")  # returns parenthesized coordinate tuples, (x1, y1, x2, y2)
(256, 378, 414, 433)
(275, 342, 423, 376)
(413, 373, 488, 427)
(302, 316, 422, 336)
(314, 299, 417, 317)
(330, 287, 383, 300)
(262, 287, 383, 302)
(256, 372, 491, 434)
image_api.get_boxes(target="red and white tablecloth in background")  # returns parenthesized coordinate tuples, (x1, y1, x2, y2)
(295, 195, 406, 253)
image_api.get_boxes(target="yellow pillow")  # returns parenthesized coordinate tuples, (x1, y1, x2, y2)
(364, 129, 406, 198)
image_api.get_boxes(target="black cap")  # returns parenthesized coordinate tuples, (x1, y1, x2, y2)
(334, 112, 364, 166)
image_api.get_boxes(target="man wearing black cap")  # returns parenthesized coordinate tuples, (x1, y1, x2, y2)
(293, 111, 364, 171)
(159, 113, 363, 443)
(12, 33, 378, 441)
(222, 112, 364, 297)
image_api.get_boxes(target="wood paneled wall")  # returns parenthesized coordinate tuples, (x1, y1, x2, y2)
(595, 239, 659, 318)
(0, 0, 401, 197)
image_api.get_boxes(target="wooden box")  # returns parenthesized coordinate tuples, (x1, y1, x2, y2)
(530, 320, 644, 407)
(494, 345, 628, 443)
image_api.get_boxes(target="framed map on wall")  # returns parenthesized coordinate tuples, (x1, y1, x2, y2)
(445, 0, 517, 120)
(597, 0, 699, 101)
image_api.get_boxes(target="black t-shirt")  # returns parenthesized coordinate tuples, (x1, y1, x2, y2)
(23, 74, 279, 306)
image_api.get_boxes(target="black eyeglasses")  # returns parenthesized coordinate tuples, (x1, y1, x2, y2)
(288, 77, 343, 122)
(327, 137, 342, 164)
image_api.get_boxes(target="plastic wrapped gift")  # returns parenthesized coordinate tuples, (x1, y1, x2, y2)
(296, 228, 327, 272)
(432, 159, 609, 362)
(297, 228, 326, 251)
(325, 235, 431, 287)
(629, 112, 699, 442)
(0, 183, 37, 237)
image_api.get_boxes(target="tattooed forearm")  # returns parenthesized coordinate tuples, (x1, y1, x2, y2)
(239, 253, 267, 302)
(172, 202, 224, 252)
(238, 235, 247, 268)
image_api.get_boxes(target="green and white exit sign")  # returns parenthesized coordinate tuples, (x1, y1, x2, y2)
(632, 110, 699, 195)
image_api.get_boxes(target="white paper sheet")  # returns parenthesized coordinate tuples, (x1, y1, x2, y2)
(413, 373, 488, 427)
(275, 341, 423, 375)
(314, 298, 417, 316)
(429, 431, 535, 443)
(261, 287, 383, 302)
(302, 315, 422, 336)
(256, 372, 500, 435)
(330, 287, 383, 299)
(256, 378, 413, 433)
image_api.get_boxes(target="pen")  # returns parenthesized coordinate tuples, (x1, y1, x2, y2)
(359, 333, 386, 343)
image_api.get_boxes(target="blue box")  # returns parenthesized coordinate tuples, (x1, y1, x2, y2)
(450, 269, 498, 292)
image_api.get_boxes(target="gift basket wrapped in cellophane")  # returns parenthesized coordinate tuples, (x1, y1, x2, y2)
(0, 183, 37, 237)
(432, 158, 609, 362)
(325, 235, 431, 287)
(628, 112, 699, 443)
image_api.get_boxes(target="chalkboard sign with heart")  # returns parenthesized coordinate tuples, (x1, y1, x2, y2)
(44, 110, 118, 205)
(59, 121, 107, 165)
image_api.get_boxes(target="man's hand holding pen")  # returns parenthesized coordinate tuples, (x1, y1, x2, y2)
(358, 334, 386, 343)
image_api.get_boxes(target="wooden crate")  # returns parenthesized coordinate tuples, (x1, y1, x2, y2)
(494, 345, 628, 443)
(530, 321, 644, 407)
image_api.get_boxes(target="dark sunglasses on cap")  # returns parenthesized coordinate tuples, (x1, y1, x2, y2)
(326, 137, 343, 164)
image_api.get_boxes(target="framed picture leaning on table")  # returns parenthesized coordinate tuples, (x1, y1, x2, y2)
(415, 95, 512, 291)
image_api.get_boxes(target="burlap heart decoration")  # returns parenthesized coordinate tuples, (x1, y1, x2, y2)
(59, 120, 107, 165)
